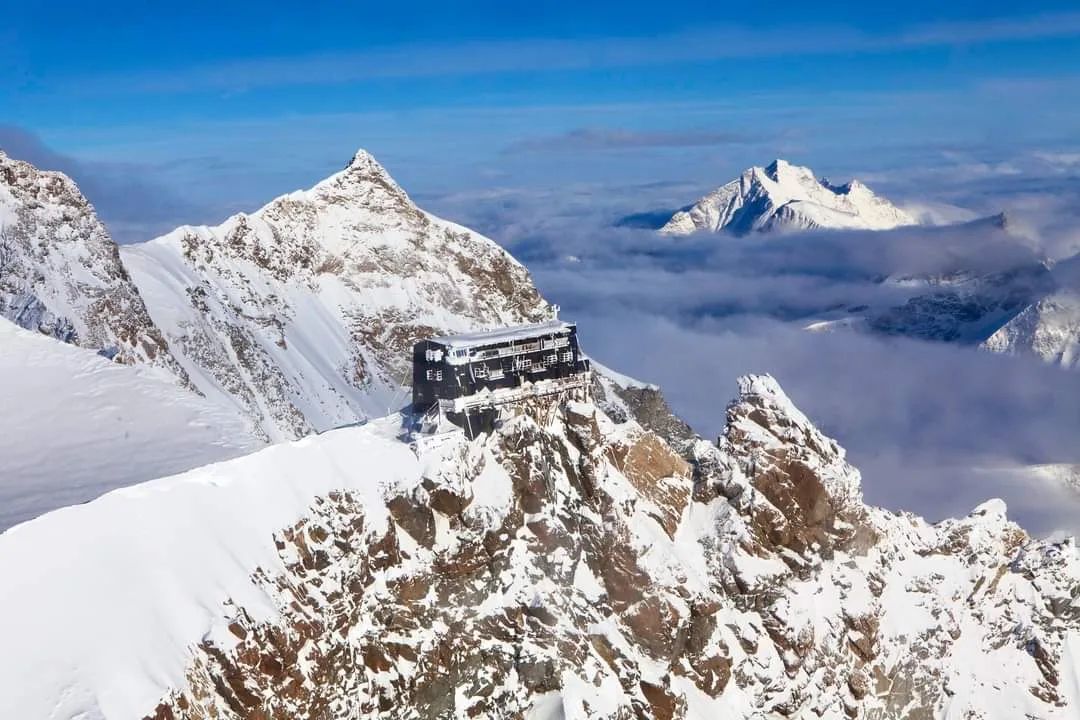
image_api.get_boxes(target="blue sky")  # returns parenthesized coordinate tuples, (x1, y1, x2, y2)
(4, 2, 1080, 239)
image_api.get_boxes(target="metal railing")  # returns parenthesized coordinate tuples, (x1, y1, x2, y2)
(439, 371, 591, 414)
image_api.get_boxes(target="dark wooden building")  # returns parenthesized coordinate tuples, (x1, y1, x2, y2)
(412, 320, 591, 436)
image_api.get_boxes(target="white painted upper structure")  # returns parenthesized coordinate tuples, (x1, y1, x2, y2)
(429, 320, 576, 364)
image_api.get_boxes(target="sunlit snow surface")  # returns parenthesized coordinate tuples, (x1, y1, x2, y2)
(660, 159, 916, 236)
(0, 319, 262, 530)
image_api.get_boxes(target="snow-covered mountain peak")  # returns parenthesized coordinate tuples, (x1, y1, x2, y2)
(123, 149, 550, 440)
(733, 372, 819, 436)
(309, 147, 412, 207)
(983, 289, 1080, 368)
(661, 159, 917, 236)
(345, 146, 390, 175)
(824, 176, 871, 197)
(725, 372, 864, 520)
(762, 157, 815, 185)
(0, 149, 75, 199)
(970, 496, 1009, 520)
(736, 371, 786, 398)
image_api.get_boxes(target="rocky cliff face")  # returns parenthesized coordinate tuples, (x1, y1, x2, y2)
(121, 150, 550, 441)
(5, 375, 1065, 720)
(869, 263, 1055, 344)
(982, 290, 1080, 368)
(0, 151, 185, 374)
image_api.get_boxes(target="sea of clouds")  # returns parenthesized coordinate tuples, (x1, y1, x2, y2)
(430, 170, 1080, 537)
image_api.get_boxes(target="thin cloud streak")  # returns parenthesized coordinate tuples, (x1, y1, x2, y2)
(504, 127, 761, 154)
(48, 13, 1080, 96)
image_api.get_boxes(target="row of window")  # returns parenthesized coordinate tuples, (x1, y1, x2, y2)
(446, 335, 573, 363)
(426, 351, 577, 383)
(472, 364, 505, 380)
(424, 347, 471, 363)
(514, 350, 574, 371)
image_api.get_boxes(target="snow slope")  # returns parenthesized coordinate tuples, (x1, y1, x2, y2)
(0, 318, 261, 530)
(660, 159, 917, 235)
(1, 375, 1077, 719)
(122, 150, 550, 441)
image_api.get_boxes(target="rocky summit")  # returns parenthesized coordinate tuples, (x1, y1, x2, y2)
(0, 150, 185, 375)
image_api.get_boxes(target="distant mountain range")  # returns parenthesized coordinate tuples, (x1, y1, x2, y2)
(659, 159, 917, 235)
(6, 147, 1080, 395)
(634, 159, 1080, 356)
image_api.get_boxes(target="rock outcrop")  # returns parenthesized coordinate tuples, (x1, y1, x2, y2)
(143, 377, 1080, 719)
(983, 290, 1080, 368)
(0, 150, 186, 375)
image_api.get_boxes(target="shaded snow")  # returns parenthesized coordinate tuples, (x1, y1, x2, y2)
(0, 318, 262, 530)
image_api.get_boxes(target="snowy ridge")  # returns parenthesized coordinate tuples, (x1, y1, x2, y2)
(0, 416, 418, 720)
(121, 149, 551, 441)
(2, 375, 1077, 719)
(660, 159, 917, 236)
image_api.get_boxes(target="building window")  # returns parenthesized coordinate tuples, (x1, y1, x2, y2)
(561, 350, 574, 363)
(514, 357, 532, 371)
(426, 369, 443, 381)
(425, 348, 443, 362)
(546, 353, 558, 366)
(473, 364, 488, 379)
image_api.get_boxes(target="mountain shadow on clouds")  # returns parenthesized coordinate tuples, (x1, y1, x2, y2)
(613, 207, 689, 230)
